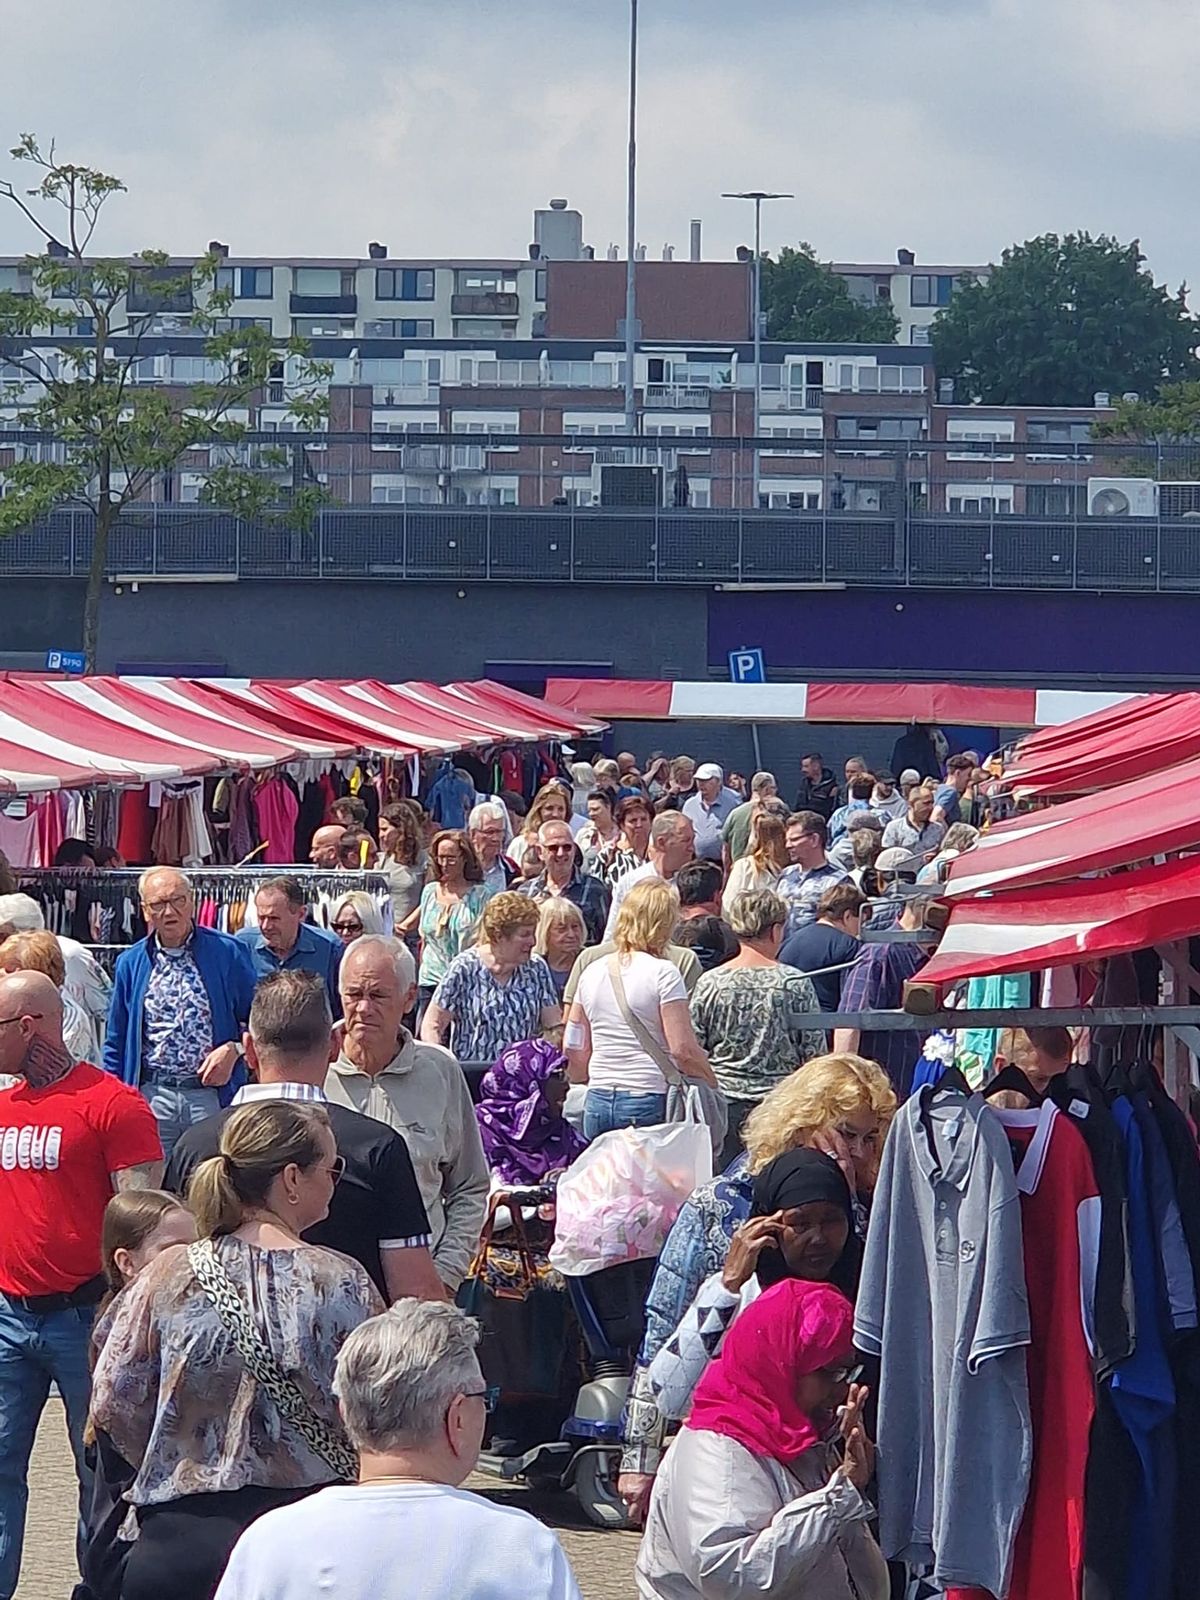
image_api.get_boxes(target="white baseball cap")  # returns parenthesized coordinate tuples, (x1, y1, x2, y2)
(695, 762, 724, 781)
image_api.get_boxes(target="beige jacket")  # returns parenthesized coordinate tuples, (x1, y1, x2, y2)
(326, 1030, 489, 1291)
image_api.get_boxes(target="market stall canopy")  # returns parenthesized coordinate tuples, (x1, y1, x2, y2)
(120, 678, 352, 763)
(913, 855, 1200, 991)
(544, 678, 1140, 728)
(38, 678, 316, 770)
(944, 755, 1200, 899)
(1007, 691, 1167, 759)
(0, 678, 223, 790)
(446, 680, 606, 738)
(1003, 692, 1200, 799)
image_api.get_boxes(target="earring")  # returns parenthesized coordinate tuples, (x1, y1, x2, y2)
(288, 1195, 299, 1206)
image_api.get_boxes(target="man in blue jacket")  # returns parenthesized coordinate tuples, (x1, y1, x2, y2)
(103, 867, 258, 1159)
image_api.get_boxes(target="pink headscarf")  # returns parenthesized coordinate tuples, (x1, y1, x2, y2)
(685, 1279, 855, 1464)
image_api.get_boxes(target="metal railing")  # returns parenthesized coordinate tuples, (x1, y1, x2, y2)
(4, 434, 1200, 590)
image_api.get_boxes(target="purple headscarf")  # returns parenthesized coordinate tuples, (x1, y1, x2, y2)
(476, 1039, 587, 1184)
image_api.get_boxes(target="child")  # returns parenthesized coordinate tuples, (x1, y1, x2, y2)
(74, 1192, 196, 1600)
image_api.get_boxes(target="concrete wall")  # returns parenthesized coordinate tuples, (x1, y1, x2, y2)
(88, 581, 709, 680)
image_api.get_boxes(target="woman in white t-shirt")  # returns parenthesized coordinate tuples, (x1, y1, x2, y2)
(565, 877, 715, 1142)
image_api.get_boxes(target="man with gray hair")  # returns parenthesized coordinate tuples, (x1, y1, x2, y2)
(0, 892, 111, 1057)
(467, 800, 517, 894)
(720, 769, 778, 870)
(103, 867, 257, 1158)
(602, 810, 697, 941)
(214, 1301, 582, 1600)
(327, 936, 489, 1293)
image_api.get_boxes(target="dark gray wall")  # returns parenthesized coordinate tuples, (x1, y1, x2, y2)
(0, 581, 85, 660)
(85, 581, 709, 680)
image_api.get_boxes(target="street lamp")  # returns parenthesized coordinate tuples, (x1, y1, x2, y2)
(722, 190, 792, 507)
(624, 0, 639, 439)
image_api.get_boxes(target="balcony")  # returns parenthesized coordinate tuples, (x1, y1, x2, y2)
(761, 388, 825, 412)
(450, 292, 519, 317)
(645, 384, 712, 410)
(288, 293, 358, 315)
(372, 384, 440, 406)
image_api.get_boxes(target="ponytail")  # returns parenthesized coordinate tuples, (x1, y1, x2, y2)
(187, 1102, 329, 1239)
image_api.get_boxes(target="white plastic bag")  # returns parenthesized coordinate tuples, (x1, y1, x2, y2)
(548, 1116, 712, 1277)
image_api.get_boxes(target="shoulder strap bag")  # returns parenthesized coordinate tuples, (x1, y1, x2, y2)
(187, 1239, 358, 1483)
(606, 954, 684, 1088)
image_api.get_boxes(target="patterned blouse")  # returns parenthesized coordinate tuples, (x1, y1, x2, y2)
(90, 1236, 382, 1505)
(416, 883, 493, 988)
(433, 949, 559, 1063)
(690, 963, 825, 1103)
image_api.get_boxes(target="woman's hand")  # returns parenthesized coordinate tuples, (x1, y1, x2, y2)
(618, 1472, 655, 1527)
(838, 1383, 875, 1490)
(721, 1214, 784, 1294)
(678, 1056, 719, 1089)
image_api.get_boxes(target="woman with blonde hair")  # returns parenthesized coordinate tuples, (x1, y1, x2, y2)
(0, 928, 93, 1064)
(618, 1054, 896, 1524)
(565, 878, 716, 1140)
(723, 812, 789, 900)
(89, 1101, 381, 1600)
(327, 891, 387, 947)
(421, 891, 561, 1062)
(506, 782, 575, 872)
(534, 896, 588, 1001)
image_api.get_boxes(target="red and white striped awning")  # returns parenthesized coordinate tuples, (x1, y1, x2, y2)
(544, 678, 1140, 728)
(916, 855, 1200, 990)
(1004, 692, 1200, 799)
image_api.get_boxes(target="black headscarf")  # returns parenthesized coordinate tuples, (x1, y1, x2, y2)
(750, 1148, 859, 1297)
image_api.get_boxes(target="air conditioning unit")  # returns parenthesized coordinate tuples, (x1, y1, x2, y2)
(1087, 477, 1159, 517)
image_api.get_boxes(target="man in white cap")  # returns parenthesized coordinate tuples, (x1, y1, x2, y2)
(681, 763, 741, 863)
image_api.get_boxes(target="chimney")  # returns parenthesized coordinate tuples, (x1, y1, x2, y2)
(528, 242, 541, 259)
(549, 198, 568, 211)
(897, 248, 915, 266)
(689, 220, 702, 262)
(662, 244, 674, 261)
(582, 245, 595, 260)
(208, 240, 230, 258)
(735, 245, 752, 263)
(635, 244, 647, 261)
(46, 239, 68, 258)
(607, 244, 620, 261)
(367, 241, 387, 259)
(1094, 391, 1110, 408)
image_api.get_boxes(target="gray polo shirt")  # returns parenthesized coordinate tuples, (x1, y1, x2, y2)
(854, 1085, 1032, 1597)
(880, 815, 946, 864)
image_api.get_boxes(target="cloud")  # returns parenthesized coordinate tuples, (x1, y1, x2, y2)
(1, 0, 1197, 294)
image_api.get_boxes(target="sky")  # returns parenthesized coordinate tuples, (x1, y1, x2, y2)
(2, 0, 1198, 293)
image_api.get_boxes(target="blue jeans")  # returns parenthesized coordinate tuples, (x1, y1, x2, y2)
(0, 1295, 94, 1599)
(141, 1077, 221, 1162)
(583, 1089, 667, 1141)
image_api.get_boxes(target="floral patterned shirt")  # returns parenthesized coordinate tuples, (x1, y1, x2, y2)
(690, 964, 825, 1102)
(142, 938, 213, 1081)
(90, 1236, 382, 1505)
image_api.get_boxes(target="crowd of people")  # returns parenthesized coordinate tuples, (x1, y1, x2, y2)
(0, 737, 1087, 1600)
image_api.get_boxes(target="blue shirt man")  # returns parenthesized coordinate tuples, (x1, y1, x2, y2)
(682, 765, 741, 863)
(236, 877, 343, 1015)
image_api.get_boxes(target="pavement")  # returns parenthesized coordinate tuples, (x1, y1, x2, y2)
(18, 1400, 641, 1599)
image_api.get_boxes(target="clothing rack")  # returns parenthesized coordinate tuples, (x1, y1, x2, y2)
(13, 866, 393, 957)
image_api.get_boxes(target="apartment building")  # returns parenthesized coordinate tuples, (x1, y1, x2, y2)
(832, 252, 991, 345)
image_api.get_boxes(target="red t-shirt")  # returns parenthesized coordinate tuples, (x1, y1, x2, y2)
(0, 1063, 163, 1297)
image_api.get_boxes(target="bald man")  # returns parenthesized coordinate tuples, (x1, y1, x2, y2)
(310, 825, 347, 868)
(103, 867, 258, 1159)
(0, 971, 161, 1598)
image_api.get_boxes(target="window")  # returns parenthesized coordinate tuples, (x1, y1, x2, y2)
(454, 319, 517, 338)
(169, 356, 226, 384)
(211, 316, 272, 333)
(363, 318, 436, 338)
(948, 485, 1014, 514)
(835, 417, 922, 442)
(50, 270, 91, 300)
(1027, 420, 1094, 446)
(376, 268, 435, 301)
(946, 417, 1015, 461)
(216, 266, 274, 299)
(292, 317, 355, 337)
(535, 268, 547, 302)
(292, 267, 356, 297)
(456, 270, 518, 294)
(910, 325, 931, 346)
(910, 274, 955, 307)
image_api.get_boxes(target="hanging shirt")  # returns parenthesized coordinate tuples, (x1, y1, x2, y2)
(949, 1103, 1100, 1600)
(252, 777, 301, 865)
(854, 1082, 1032, 1598)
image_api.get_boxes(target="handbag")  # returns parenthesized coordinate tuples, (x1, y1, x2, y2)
(456, 1196, 574, 1401)
(605, 955, 728, 1161)
(187, 1239, 358, 1483)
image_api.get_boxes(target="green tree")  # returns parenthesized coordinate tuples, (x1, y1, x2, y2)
(0, 135, 330, 671)
(760, 244, 899, 343)
(931, 232, 1200, 407)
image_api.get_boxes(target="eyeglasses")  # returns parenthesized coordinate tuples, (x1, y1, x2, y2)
(331, 921, 363, 934)
(0, 1013, 42, 1029)
(462, 1385, 501, 1414)
(141, 893, 190, 915)
(322, 1157, 346, 1184)
(543, 843, 574, 854)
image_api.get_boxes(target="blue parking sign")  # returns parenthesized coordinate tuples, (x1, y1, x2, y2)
(728, 648, 765, 684)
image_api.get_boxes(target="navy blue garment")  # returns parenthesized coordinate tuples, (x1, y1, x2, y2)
(1110, 1097, 1176, 1600)
(425, 760, 475, 830)
(1133, 1094, 1198, 1333)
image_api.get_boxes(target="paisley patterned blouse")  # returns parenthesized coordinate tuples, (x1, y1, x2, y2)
(90, 1236, 382, 1505)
